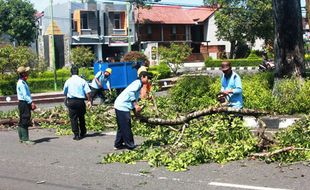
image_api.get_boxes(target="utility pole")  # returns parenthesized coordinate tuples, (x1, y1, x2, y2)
(49, 0, 57, 91)
(127, 1, 132, 52)
(307, 0, 310, 30)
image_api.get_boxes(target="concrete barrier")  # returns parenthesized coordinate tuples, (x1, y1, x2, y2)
(244, 116, 301, 129)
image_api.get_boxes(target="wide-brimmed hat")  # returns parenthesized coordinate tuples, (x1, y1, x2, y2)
(105, 68, 112, 74)
(17, 66, 30, 74)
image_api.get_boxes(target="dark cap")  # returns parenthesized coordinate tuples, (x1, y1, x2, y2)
(221, 61, 231, 71)
(139, 71, 152, 79)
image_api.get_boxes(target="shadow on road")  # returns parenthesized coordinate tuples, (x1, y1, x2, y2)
(33, 137, 59, 144)
(84, 132, 106, 138)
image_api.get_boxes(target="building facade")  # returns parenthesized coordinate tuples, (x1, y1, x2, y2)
(39, 1, 136, 68)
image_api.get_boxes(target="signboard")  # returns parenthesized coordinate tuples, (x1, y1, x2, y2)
(109, 37, 128, 44)
(151, 46, 157, 61)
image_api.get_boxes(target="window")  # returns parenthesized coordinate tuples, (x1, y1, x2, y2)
(147, 25, 152, 35)
(114, 13, 121, 29)
(81, 13, 88, 29)
(172, 25, 176, 34)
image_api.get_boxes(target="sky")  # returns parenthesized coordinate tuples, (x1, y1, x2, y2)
(30, 0, 203, 11)
(30, 0, 204, 11)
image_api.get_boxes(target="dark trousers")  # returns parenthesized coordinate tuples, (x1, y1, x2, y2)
(114, 109, 135, 149)
(90, 86, 105, 105)
(67, 98, 87, 136)
(18, 101, 31, 128)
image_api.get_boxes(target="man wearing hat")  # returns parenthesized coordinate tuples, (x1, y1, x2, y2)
(89, 68, 112, 105)
(16, 66, 37, 145)
(63, 66, 91, 140)
(220, 61, 243, 109)
(113, 71, 152, 150)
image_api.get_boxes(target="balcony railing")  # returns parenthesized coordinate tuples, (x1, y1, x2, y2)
(112, 29, 126, 35)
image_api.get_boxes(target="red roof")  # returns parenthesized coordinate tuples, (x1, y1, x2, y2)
(136, 5, 216, 25)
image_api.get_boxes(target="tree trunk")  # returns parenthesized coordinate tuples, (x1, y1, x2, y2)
(272, 0, 305, 78)
(229, 40, 236, 59)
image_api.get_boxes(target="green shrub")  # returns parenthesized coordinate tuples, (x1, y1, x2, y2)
(149, 63, 171, 79)
(122, 51, 150, 66)
(205, 58, 262, 67)
(169, 76, 218, 112)
(247, 51, 260, 59)
(273, 79, 310, 114)
(0, 80, 16, 95)
(242, 73, 274, 110)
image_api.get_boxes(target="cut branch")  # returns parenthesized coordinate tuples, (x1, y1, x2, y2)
(251, 147, 310, 158)
(138, 107, 269, 126)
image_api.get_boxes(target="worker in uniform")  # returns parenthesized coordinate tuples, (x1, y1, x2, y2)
(89, 68, 112, 105)
(63, 66, 91, 140)
(113, 71, 152, 150)
(220, 61, 243, 109)
(16, 66, 37, 145)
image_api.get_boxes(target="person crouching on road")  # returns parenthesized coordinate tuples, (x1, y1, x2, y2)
(63, 66, 91, 140)
(113, 71, 152, 150)
(16, 66, 37, 145)
(89, 68, 112, 105)
(220, 61, 243, 109)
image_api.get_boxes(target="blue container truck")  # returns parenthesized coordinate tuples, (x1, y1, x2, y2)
(93, 62, 141, 90)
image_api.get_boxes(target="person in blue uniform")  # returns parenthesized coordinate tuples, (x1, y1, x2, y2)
(89, 68, 112, 105)
(63, 66, 91, 140)
(220, 61, 243, 109)
(113, 71, 152, 150)
(16, 66, 37, 145)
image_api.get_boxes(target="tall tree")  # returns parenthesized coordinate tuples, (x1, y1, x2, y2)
(272, 0, 305, 78)
(0, 0, 36, 46)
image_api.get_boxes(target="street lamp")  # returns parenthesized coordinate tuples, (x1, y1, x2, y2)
(127, 1, 132, 52)
(49, 0, 57, 91)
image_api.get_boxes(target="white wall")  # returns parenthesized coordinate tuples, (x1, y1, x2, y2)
(205, 14, 231, 57)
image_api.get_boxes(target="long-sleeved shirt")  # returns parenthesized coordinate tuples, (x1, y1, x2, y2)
(16, 79, 32, 104)
(114, 79, 142, 112)
(63, 75, 91, 99)
(90, 71, 110, 90)
(221, 72, 243, 109)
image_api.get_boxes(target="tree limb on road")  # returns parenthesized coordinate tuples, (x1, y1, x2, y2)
(137, 107, 269, 126)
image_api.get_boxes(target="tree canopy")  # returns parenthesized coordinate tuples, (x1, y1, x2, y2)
(204, 0, 273, 58)
(0, 0, 36, 46)
(70, 46, 95, 67)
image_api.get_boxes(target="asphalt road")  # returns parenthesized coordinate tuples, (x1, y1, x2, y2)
(0, 128, 309, 190)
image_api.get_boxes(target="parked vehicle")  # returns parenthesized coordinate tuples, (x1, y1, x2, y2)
(259, 59, 275, 71)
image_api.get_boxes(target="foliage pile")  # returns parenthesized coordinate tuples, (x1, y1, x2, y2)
(270, 116, 310, 163)
(102, 74, 310, 171)
(0, 105, 116, 135)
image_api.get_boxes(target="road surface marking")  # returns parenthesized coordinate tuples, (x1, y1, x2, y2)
(208, 182, 291, 190)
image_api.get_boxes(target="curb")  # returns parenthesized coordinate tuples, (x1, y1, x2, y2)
(244, 116, 300, 129)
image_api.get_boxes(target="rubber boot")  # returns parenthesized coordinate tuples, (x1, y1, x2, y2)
(17, 126, 22, 143)
(20, 127, 35, 145)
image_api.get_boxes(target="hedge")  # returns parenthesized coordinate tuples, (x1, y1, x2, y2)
(205, 58, 262, 67)
(149, 63, 171, 79)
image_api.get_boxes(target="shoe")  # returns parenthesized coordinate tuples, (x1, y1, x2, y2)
(114, 145, 125, 150)
(73, 135, 80, 141)
(22, 140, 35, 145)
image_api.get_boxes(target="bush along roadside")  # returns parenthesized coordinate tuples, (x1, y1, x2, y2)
(205, 57, 262, 67)
(0, 68, 94, 95)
